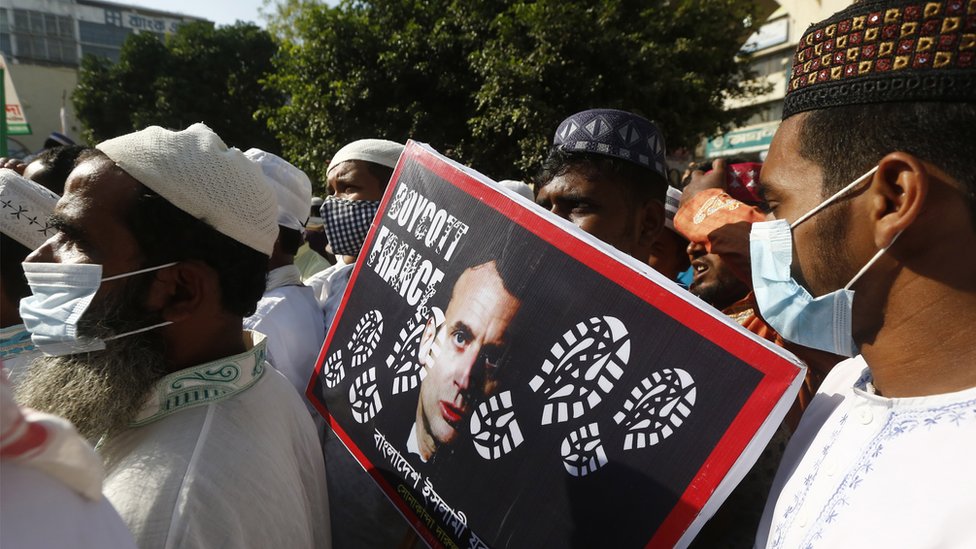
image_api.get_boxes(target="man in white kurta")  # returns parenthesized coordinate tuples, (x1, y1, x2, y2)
(245, 265, 325, 410)
(740, 1, 976, 546)
(243, 149, 326, 411)
(312, 139, 414, 547)
(99, 332, 330, 548)
(310, 139, 403, 333)
(14, 124, 332, 548)
(756, 355, 976, 548)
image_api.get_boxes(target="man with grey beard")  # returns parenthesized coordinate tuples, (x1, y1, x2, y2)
(16, 272, 170, 440)
(15, 123, 331, 549)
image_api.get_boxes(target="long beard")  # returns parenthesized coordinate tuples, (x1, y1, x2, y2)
(15, 278, 168, 441)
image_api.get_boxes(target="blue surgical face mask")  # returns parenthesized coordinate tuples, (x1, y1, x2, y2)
(19, 262, 177, 357)
(749, 166, 900, 357)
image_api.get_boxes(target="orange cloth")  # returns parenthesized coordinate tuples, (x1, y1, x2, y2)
(674, 189, 765, 245)
(674, 189, 765, 284)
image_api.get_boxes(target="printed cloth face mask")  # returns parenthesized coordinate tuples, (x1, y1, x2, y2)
(19, 262, 177, 357)
(749, 165, 901, 357)
(321, 196, 381, 257)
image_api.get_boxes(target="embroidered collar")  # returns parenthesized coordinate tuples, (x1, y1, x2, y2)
(266, 264, 303, 292)
(0, 324, 36, 360)
(723, 293, 757, 325)
(129, 331, 269, 426)
(851, 359, 976, 409)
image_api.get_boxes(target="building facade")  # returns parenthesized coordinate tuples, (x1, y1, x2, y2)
(704, 0, 854, 161)
(1, 0, 206, 155)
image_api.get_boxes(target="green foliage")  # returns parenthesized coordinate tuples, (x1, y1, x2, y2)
(264, 0, 488, 187)
(471, 0, 768, 174)
(265, 0, 765, 189)
(73, 22, 282, 153)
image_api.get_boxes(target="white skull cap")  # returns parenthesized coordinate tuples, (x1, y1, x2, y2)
(96, 123, 278, 256)
(327, 139, 404, 175)
(0, 169, 60, 250)
(497, 179, 534, 201)
(244, 148, 312, 232)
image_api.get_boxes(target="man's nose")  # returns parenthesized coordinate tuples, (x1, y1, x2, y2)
(453, 353, 480, 393)
(25, 239, 56, 263)
(686, 240, 706, 259)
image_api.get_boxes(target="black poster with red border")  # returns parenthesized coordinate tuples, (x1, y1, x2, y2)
(308, 142, 804, 548)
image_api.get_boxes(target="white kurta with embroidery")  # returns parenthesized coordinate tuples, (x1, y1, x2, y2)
(756, 355, 976, 548)
(244, 265, 326, 407)
(98, 332, 331, 549)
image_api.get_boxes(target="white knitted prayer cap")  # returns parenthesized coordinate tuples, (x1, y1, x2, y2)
(96, 123, 278, 256)
(244, 148, 312, 232)
(0, 170, 60, 250)
(498, 179, 534, 201)
(327, 139, 404, 175)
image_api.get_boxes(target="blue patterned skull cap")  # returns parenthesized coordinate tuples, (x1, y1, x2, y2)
(553, 109, 668, 180)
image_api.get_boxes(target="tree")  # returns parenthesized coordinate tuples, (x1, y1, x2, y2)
(263, 0, 492, 187)
(469, 0, 768, 174)
(264, 0, 766, 187)
(73, 22, 282, 153)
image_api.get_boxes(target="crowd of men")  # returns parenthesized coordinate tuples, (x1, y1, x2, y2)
(1, 0, 974, 547)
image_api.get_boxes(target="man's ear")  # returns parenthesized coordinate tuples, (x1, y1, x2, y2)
(637, 199, 665, 251)
(870, 152, 929, 248)
(417, 317, 438, 367)
(145, 261, 217, 323)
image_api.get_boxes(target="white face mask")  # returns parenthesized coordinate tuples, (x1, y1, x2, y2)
(749, 166, 901, 357)
(19, 262, 177, 357)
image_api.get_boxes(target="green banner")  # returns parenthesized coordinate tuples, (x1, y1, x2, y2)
(705, 121, 778, 158)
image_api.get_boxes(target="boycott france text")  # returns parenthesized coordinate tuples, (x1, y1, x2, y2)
(365, 183, 470, 308)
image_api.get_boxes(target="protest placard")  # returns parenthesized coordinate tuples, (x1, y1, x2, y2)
(308, 141, 805, 548)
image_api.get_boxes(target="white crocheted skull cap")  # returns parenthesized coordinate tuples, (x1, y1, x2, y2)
(244, 148, 312, 232)
(497, 179, 534, 201)
(327, 139, 404, 175)
(0, 169, 60, 250)
(97, 123, 278, 256)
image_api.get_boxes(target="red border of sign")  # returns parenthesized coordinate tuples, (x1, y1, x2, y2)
(309, 141, 800, 549)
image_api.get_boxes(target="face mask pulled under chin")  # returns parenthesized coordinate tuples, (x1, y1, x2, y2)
(748, 165, 900, 358)
(19, 261, 177, 357)
(320, 196, 381, 257)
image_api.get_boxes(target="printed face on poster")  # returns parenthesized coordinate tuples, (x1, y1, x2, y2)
(308, 142, 803, 549)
